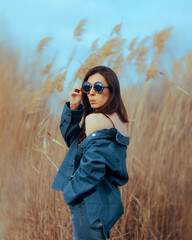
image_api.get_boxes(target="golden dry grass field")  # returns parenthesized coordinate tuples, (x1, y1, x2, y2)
(0, 23, 192, 239)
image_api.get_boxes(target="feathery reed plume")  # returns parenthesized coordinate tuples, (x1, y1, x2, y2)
(126, 49, 138, 64)
(112, 53, 124, 74)
(74, 18, 87, 41)
(135, 38, 150, 76)
(146, 28, 173, 81)
(56, 71, 67, 92)
(42, 55, 56, 75)
(41, 69, 67, 95)
(128, 37, 138, 51)
(110, 23, 122, 36)
(91, 38, 99, 52)
(36, 37, 52, 53)
(146, 60, 158, 81)
(153, 27, 173, 55)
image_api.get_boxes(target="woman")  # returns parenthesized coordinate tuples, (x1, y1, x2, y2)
(52, 66, 130, 239)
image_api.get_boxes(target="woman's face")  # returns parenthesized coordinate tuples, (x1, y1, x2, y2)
(86, 73, 110, 109)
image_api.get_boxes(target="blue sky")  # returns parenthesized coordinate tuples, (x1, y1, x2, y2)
(0, 0, 192, 69)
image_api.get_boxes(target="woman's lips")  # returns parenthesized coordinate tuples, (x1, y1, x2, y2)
(90, 100, 96, 104)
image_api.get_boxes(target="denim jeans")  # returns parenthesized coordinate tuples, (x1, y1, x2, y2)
(69, 199, 106, 240)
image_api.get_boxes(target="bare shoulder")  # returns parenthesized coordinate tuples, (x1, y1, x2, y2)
(85, 113, 113, 136)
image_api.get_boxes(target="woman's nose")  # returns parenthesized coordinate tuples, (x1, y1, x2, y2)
(89, 86, 95, 95)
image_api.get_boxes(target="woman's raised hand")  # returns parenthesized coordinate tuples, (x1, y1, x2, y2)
(69, 86, 82, 110)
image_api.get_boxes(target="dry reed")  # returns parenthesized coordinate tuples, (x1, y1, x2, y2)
(73, 18, 87, 42)
(110, 23, 122, 36)
(37, 37, 53, 53)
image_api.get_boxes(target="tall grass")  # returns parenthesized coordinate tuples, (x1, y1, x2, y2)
(0, 22, 191, 240)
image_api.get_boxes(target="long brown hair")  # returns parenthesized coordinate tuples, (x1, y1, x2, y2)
(81, 66, 128, 129)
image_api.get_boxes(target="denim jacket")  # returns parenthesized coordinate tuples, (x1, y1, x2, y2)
(51, 102, 130, 238)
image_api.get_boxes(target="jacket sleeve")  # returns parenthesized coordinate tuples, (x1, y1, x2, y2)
(60, 102, 84, 147)
(63, 141, 107, 205)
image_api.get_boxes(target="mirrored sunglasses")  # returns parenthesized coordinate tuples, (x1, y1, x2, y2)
(82, 81, 109, 94)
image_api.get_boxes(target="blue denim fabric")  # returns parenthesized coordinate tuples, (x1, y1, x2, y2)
(52, 102, 130, 239)
(70, 198, 106, 240)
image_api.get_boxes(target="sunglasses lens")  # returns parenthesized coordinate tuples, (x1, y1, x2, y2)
(82, 82, 91, 93)
(94, 82, 103, 93)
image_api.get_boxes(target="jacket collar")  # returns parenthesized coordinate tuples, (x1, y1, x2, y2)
(80, 128, 130, 147)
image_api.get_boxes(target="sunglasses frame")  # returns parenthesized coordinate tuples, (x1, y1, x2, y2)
(82, 81, 109, 94)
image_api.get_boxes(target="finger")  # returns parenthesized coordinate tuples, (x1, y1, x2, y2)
(70, 92, 79, 96)
(73, 86, 81, 93)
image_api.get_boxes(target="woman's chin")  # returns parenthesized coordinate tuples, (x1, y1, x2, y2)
(90, 103, 98, 108)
